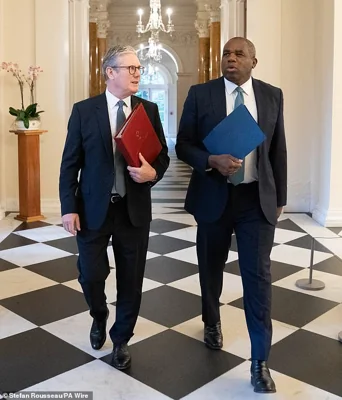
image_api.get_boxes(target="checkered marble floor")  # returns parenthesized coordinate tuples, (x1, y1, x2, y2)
(1, 144, 342, 399)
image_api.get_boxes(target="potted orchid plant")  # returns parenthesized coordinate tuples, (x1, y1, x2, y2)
(1, 62, 44, 130)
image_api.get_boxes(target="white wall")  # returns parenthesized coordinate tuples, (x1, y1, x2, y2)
(0, 0, 88, 215)
(312, 0, 342, 226)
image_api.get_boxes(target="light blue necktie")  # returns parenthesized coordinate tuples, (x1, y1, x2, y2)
(113, 100, 126, 197)
(229, 87, 245, 186)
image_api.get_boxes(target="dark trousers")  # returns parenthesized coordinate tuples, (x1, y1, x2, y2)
(76, 197, 150, 344)
(197, 182, 275, 360)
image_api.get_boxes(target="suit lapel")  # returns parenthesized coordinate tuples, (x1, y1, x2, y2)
(252, 79, 268, 136)
(210, 77, 227, 123)
(95, 93, 113, 162)
(131, 95, 141, 109)
(252, 78, 268, 159)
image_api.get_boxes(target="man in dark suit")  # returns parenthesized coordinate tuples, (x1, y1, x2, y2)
(176, 37, 287, 393)
(59, 45, 169, 370)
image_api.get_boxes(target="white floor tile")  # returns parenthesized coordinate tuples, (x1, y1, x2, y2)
(0, 268, 57, 300)
(25, 360, 170, 399)
(274, 228, 307, 244)
(182, 361, 342, 400)
(14, 225, 73, 242)
(173, 305, 298, 360)
(0, 243, 72, 267)
(151, 214, 196, 225)
(151, 191, 187, 199)
(273, 269, 342, 303)
(168, 272, 243, 304)
(0, 305, 37, 339)
(270, 244, 333, 268)
(63, 272, 163, 303)
(162, 226, 197, 243)
(287, 214, 339, 239)
(303, 304, 342, 341)
(166, 246, 238, 265)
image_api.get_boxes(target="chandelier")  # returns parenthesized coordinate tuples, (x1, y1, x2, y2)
(139, 34, 162, 62)
(136, 0, 175, 38)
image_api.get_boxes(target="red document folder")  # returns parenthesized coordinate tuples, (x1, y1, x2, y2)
(114, 102, 162, 167)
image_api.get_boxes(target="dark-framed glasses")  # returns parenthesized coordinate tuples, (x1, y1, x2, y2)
(111, 65, 145, 75)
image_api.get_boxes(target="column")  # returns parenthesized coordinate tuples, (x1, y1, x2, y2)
(69, 0, 90, 104)
(95, 0, 110, 94)
(35, 0, 71, 213)
(195, 2, 210, 83)
(206, 0, 221, 80)
(89, 15, 98, 97)
(312, 0, 342, 227)
(220, 0, 246, 53)
(97, 20, 109, 94)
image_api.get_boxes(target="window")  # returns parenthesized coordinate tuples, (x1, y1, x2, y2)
(136, 70, 168, 136)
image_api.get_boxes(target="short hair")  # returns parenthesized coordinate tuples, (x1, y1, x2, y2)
(102, 45, 137, 80)
(228, 37, 256, 58)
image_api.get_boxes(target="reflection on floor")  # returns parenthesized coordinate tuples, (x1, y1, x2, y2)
(1, 144, 342, 399)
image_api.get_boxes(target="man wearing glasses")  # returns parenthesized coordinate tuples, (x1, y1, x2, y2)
(59, 45, 169, 370)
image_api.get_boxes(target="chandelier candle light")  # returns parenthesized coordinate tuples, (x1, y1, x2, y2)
(137, 0, 174, 62)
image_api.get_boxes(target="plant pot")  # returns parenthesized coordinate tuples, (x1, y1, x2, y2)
(14, 118, 41, 130)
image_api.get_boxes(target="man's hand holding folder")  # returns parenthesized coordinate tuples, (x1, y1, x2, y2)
(203, 104, 266, 175)
(208, 154, 243, 176)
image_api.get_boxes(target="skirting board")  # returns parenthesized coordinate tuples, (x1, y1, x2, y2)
(6, 198, 61, 216)
(312, 206, 342, 227)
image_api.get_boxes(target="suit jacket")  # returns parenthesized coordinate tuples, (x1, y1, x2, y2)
(59, 93, 169, 230)
(176, 77, 287, 226)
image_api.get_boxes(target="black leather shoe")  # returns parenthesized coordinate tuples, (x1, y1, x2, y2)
(251, 360, 276, 393)
(90, 311, 108, 350)
(204, 321, 223, 350)
(111, 342, 131, 370)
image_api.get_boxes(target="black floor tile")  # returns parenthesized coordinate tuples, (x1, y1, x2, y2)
(276, 219, 306, 233)
(150, 219, 192, 234)
(148, 235, 194, 255)
(0, 328, 94, 392)
(0, 258, 20, 272)
(269, 329, 342, 397)
(0, 234, 37, 251)
(137, 286, 202, 327)
(314, 256, 342, 276)
(45, 236, 78, 254)
(229, 286, 339, 327)
(0, 285, 88, 326)
(286, 235, 332, 253)
(224, 260, 241, 275)
(225, 260, 302, 283)
(24, 255, 79, 283)
(14, 221, 52, 232)
(328, 227, 342, 235)
(102, 330, 244, 400)
(145, 256, 198, 284)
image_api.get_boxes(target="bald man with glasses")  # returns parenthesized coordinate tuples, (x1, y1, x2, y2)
(59, 45, 169, 370)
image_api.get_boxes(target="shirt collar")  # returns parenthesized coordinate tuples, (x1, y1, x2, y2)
(105, 89, 131, 109)
(224, 76, 253, 96)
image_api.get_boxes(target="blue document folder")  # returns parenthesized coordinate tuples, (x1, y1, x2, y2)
(203, 105, 266, 159)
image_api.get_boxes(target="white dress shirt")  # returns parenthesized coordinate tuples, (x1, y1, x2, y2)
(224, 77, 258, 183)
(105, 89, 132, 193)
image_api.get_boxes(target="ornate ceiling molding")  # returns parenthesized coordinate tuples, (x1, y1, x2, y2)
(108, 30, 198, 47)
